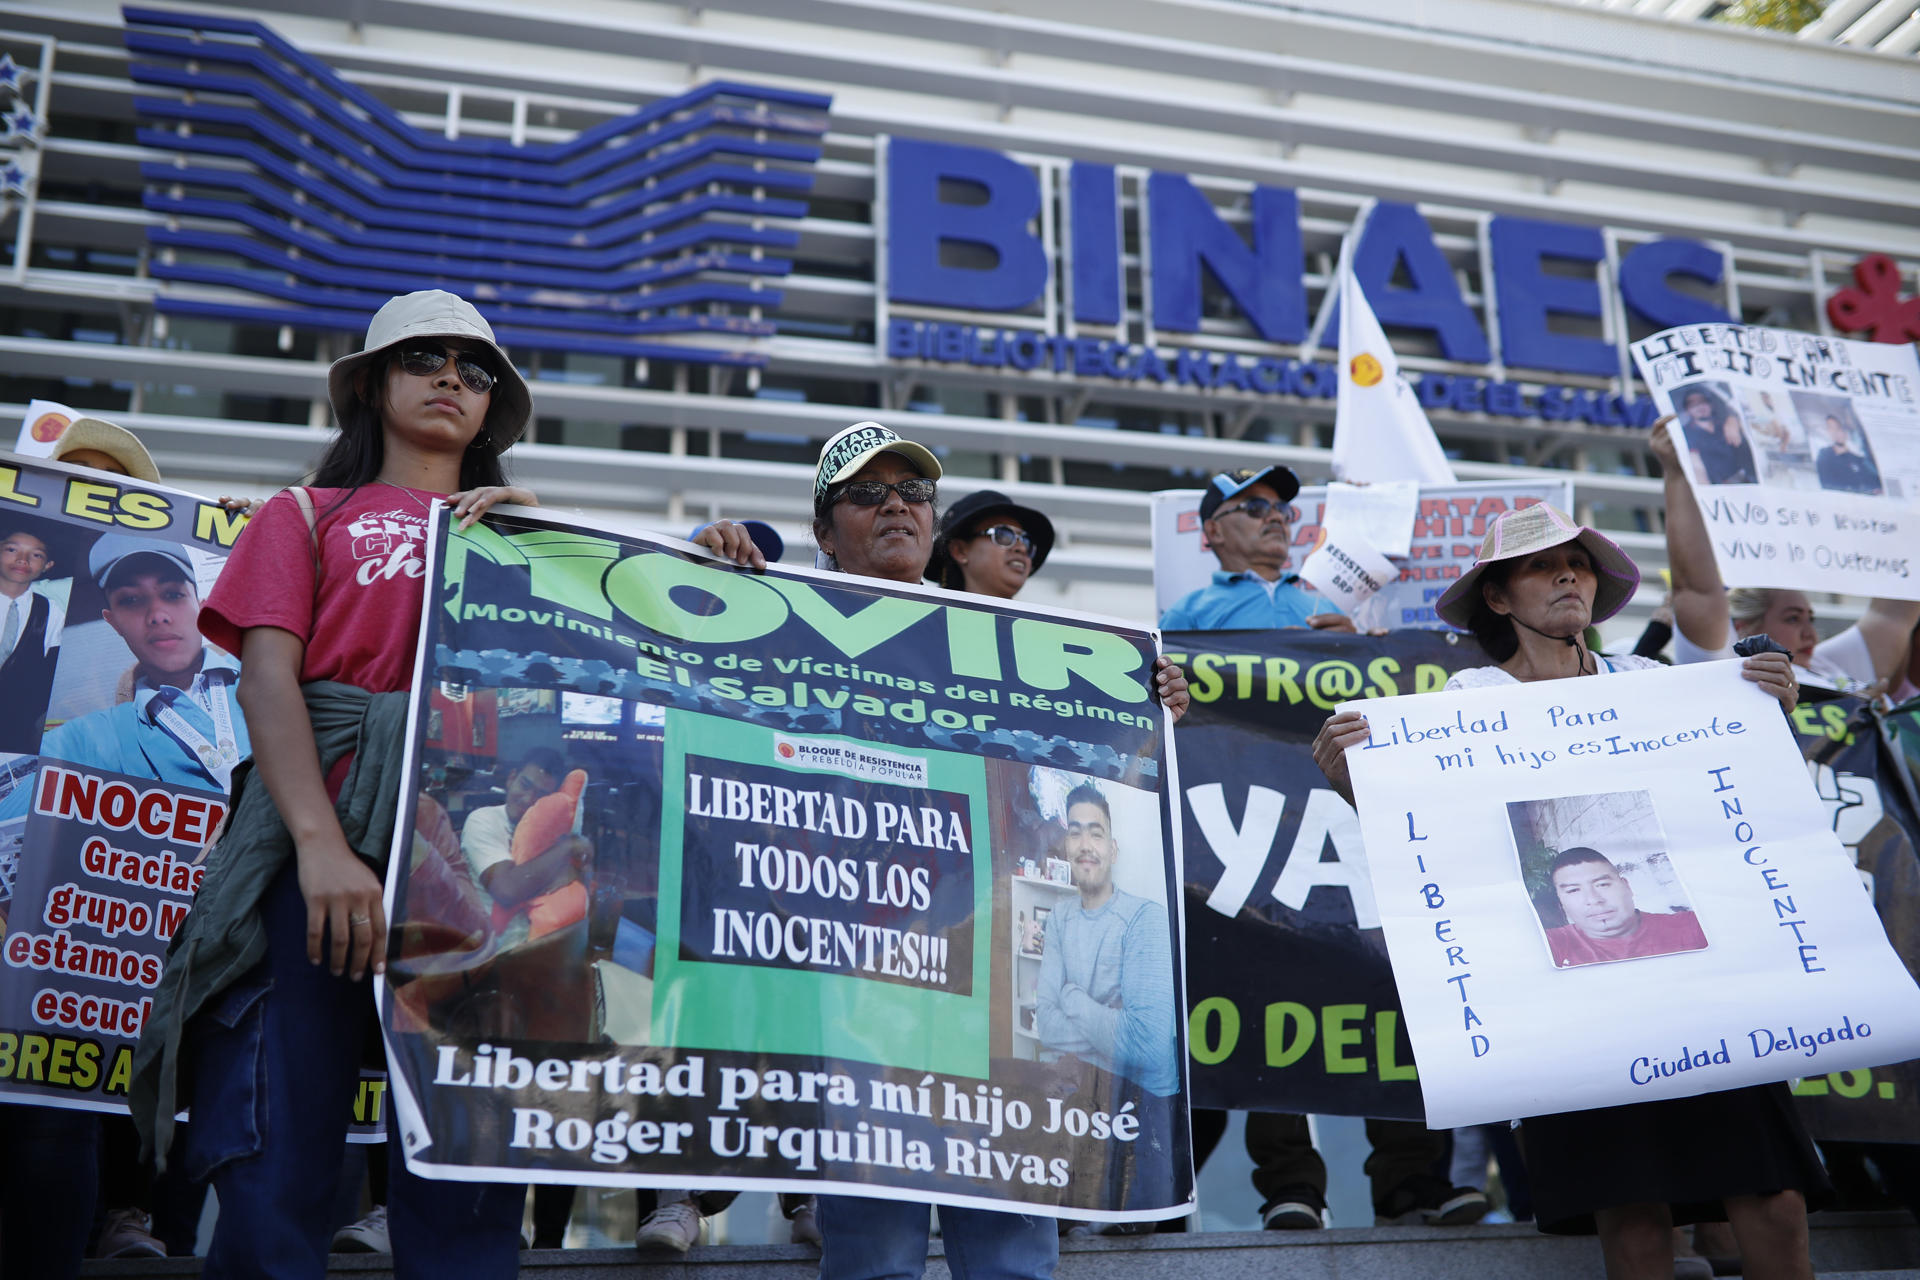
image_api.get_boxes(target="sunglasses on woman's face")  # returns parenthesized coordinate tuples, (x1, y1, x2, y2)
(973, 524, 1034, 553)
(396, 346, 496, 396)
(833, 478, 937, 507)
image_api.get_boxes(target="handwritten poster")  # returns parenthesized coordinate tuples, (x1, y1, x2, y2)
(1151, 480, 1573, 630)
(1631, 323, 1918, 601)
(1342, 661, 1920, 1129)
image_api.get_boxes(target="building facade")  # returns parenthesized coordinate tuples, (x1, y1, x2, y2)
(3, 0, 1917, 631)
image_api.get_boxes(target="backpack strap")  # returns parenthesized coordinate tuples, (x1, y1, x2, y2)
(287, 485, 322, 581)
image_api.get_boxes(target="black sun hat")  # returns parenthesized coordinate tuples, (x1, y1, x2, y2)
(926, 490, 1056, 590)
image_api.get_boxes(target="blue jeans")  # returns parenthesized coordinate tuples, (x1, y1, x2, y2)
(183, 867, 524, 1280)
(817, 1195, 1057, 1280)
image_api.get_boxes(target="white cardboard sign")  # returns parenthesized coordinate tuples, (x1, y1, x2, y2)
(1631, 323, 1919, 601)
(1342, 660, 1920, 1128)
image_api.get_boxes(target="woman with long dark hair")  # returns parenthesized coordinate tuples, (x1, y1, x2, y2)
(130, 290, 542, 1279)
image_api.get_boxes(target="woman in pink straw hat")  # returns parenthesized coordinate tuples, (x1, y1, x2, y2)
(1311, 503, 1821, 1280)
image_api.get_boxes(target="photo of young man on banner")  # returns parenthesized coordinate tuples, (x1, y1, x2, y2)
(377, 487, 1195, 1226)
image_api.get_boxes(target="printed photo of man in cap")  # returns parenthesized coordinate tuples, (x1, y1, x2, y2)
(1159, 465, 1355, 632)
(0, 533, 249, 814)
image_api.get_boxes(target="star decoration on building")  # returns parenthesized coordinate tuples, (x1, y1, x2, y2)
(0, 55, 17, 90)
(7, 108, 34, 143)
(1826, 253, 1920, 345)
(0, 162, 29, 197)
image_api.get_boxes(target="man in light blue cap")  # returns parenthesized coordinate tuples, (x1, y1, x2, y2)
(1158, 465, 1355, 632)
(1, 533, 248, 811)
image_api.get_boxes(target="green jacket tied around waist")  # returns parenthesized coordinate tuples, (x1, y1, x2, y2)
(129, 680, 413, 1165)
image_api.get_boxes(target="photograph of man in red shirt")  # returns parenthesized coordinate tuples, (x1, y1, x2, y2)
(1543, 846, 1708, 968)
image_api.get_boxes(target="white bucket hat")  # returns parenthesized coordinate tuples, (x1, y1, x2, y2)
(51, 416, 162, 484)
(326, 290, 532, 453)
(813, 421, 942, 512)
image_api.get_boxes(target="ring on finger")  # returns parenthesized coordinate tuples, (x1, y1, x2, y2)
(349, 913, 372, 927)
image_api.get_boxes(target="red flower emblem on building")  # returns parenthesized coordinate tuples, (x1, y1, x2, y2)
(1826, 254, 1920, 344)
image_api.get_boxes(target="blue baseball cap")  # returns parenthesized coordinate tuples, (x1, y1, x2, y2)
(1198, 465, 1301, 521)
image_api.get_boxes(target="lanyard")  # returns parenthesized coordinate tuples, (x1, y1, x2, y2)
(146, 670, 239, 793)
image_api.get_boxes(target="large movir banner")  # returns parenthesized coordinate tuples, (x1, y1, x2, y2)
(1342, 661, 1920, 1130)
(1631, 323, 1919, 601)
(0, 453, 249, 1113)
(380, 507, 1193, 1219)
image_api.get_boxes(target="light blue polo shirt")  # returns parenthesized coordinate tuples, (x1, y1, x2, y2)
(1158, 571, 1344, 631)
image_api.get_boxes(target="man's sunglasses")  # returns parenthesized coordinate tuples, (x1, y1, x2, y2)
(396, 346, 497, 396)
(1214, 497, 1299, 522)
(972, 524, 1034, 553)
(832, 478, 937, 507)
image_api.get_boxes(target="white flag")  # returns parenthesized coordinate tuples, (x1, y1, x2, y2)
(1333, 265, 1456, 485)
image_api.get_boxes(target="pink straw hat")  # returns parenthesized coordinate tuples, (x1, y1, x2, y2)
(1434, 503, 1640, 629)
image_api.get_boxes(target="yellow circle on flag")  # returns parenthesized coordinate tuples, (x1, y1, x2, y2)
(1349, 353, 1384, 387)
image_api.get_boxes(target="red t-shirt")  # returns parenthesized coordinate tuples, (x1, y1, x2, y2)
(201, 483, 443, 693)
(1547, 910, 1708, 968)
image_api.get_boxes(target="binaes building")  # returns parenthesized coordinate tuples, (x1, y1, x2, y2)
(0, 0, 1915, 634)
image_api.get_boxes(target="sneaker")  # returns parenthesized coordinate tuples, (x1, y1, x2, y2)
(1375, 1176, 1489, 1227)
(635, 1200, 704, 1253)
(94, 1208, 166, 1259)
(1260, 1188, 1326, 1230)
(787, 1200, 823, 1248)
(331, 1205, 391, 1254)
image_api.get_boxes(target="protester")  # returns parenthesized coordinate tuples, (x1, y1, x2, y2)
(119, 290, 554, 1279)
(1651, 421, 1920, 695)
(1159, 463, 1471, 1231)
(692, 420, 1186, 1278)
(1312, 502, 1821, 1280)
(927, 489, 1055, 599)
(1158, 466, 1354, 632)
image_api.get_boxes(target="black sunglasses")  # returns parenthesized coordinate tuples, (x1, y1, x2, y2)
(972, 524, 1034, 553)
(1214, 496, 1298, 522)
(833, 478, 937, 507)
(396, 346, 497, 396)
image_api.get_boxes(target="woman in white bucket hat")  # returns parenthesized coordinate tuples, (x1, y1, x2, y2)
(130, 291, 543, 1280)
(1312, 503, 1819, 1280)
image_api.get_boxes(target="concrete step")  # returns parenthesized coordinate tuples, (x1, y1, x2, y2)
(78, 1211, 1920, 1279)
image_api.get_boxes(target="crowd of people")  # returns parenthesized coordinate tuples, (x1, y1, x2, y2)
(1, 285, 1916, 1280)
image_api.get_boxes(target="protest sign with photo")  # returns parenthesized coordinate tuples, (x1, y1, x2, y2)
(1162, 629, 1485, 1119)
(379, 506, 1193, 1219)
(1785, 692, 1920, 1143)
(0, 451, 249, 1113)
(1343, 660, 1920, 1130)
(1631, 323, 1919, 601)
(1151, 479, 1573, 630)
